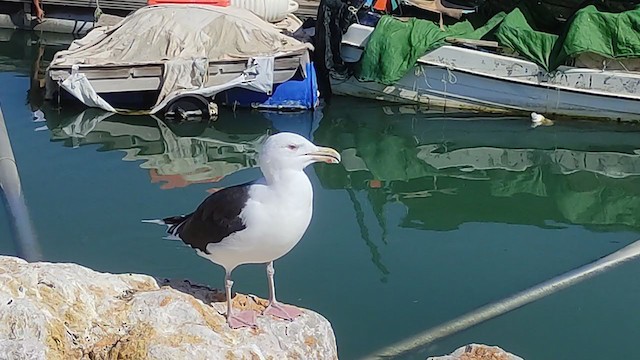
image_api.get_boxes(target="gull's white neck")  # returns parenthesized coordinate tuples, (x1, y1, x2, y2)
(263, 168, 312, 193)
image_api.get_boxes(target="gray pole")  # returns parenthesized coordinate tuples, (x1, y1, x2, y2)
(363, 239, 640, 359)
(0, 105, 42, 261)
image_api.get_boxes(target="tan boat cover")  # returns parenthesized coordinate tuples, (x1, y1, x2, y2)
(48, 5, 313, 113)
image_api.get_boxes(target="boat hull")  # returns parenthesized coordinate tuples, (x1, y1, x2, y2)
(335, 42, 640, 122)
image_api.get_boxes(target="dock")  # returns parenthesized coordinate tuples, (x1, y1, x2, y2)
(0, 0, 320, 34)
(295, 0, 320, 19)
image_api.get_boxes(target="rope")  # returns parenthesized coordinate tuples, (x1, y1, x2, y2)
(445, 67, 457, 84)
(94, 0, 103, 23)
(414, 65, 433, 89)
(348, 6, 361, 25)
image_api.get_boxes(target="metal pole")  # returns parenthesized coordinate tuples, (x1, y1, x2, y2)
(0, 105, 42, 261)
(363, 239, 640, 359)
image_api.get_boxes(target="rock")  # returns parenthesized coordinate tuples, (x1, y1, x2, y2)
(427, 344, 524, 360)
(0, 256, 338, 360)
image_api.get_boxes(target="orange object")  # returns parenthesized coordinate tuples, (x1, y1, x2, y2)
(147, 0, 229, 6)
(369, 179, 383, 188)
(372, 0, 387, 11)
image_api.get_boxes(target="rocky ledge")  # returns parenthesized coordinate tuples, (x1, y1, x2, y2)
(428, 344, 523, 360)
(0, 256, 337, 360)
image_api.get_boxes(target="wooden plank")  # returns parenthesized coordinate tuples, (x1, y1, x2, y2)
(48, 51, 306, 94)
(49, 65, 162, 80)
(132, 66, 162, 77)
(204, 72, 246, 86)
(15, 0, 317, 14)
(204, 68, 298, 86)
(52, 66, 297, 93)
(272, 69, 298, 83)
(294, 0, 319, 18)
(42, 0, 147, 10)
(445, 37, 500, 49)
(90, 77, 161, 92)
(82, 68, 132, 79)
(207, 58, 301, 75)
(208, 62, 247, 75)
(274, 57, 300, 70)
(4, 0, 316, 16)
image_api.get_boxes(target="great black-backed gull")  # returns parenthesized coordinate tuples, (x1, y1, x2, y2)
(144, 132, 341, 329)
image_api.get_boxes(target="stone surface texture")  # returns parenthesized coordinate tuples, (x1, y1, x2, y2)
(0, 256, 338, 360)
(427, 344, 524, 360)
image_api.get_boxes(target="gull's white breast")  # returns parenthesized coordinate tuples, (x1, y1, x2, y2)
(202, 172, 314, 271)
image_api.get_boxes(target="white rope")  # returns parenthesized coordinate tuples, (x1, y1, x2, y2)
(445, 66, 457, 84)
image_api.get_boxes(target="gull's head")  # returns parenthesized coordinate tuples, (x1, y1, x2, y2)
(258, 132, 341, 174)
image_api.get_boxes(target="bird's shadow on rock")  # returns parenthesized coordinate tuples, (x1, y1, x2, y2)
(155, 277, 226, 304)
(153, 277, 269, 312)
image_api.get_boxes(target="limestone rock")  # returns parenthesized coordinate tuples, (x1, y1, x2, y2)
(0, 256, 338, 360)
(427, 344, 524, 360)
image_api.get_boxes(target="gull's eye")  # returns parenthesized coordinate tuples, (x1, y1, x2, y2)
(287, 144, 299, 151)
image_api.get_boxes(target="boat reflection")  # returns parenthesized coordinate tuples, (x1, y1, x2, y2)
(314, 100, 640, 277)
(41, 106, 321, 190)
(0, 29, 73, 106)
(317, 101, 640, 230)
(20, 26, 323, 191)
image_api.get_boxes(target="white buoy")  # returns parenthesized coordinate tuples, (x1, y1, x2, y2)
(531, 112, 554, 128)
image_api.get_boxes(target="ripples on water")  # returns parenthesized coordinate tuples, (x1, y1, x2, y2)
(2, 29, 640, 359)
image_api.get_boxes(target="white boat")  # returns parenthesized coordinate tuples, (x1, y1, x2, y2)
(333, 23, 640, 122)
(45, 5, 318, 118)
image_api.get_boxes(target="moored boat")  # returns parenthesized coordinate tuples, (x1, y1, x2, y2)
(45, 4, 319, 119)
(321, 3, 640, 122)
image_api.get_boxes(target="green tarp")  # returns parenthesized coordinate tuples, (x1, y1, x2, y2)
(496, 5, 640, 70)
(356, 13, 506, 85)
(563, 5, 640, 60)
(494, 8, 563, 71)
(356, 5, 640, 83)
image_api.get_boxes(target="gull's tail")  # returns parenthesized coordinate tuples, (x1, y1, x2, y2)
(142, 215, 190, 240)
(141, 219, 167, 225)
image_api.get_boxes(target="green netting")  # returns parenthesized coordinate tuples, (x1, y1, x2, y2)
(355, 12, 506, 85)
(356, 5, 640, 83)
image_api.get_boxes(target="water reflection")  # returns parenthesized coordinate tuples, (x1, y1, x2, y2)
(13, 26, 324, 192)
(314, 101, 640, 276)
(0, 29, 72, 101)
(0, 30, 33, 75)
(35, 98, 640, 282)
(7, 28, 640, 360)
(18, 29, 640, 288)
(40, 107, 321, 190)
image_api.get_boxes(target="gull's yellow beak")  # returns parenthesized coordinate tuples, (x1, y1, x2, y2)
(308, 146, 341, 164)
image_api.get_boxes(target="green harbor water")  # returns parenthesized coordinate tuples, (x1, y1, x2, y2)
(2, 30, 640, 359)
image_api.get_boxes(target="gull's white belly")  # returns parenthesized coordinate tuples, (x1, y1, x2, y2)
(202, 181, 313, 271)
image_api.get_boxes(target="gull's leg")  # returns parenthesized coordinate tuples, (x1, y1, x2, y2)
(224, 271, 257, 329)
(262, 261, 303, 321)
